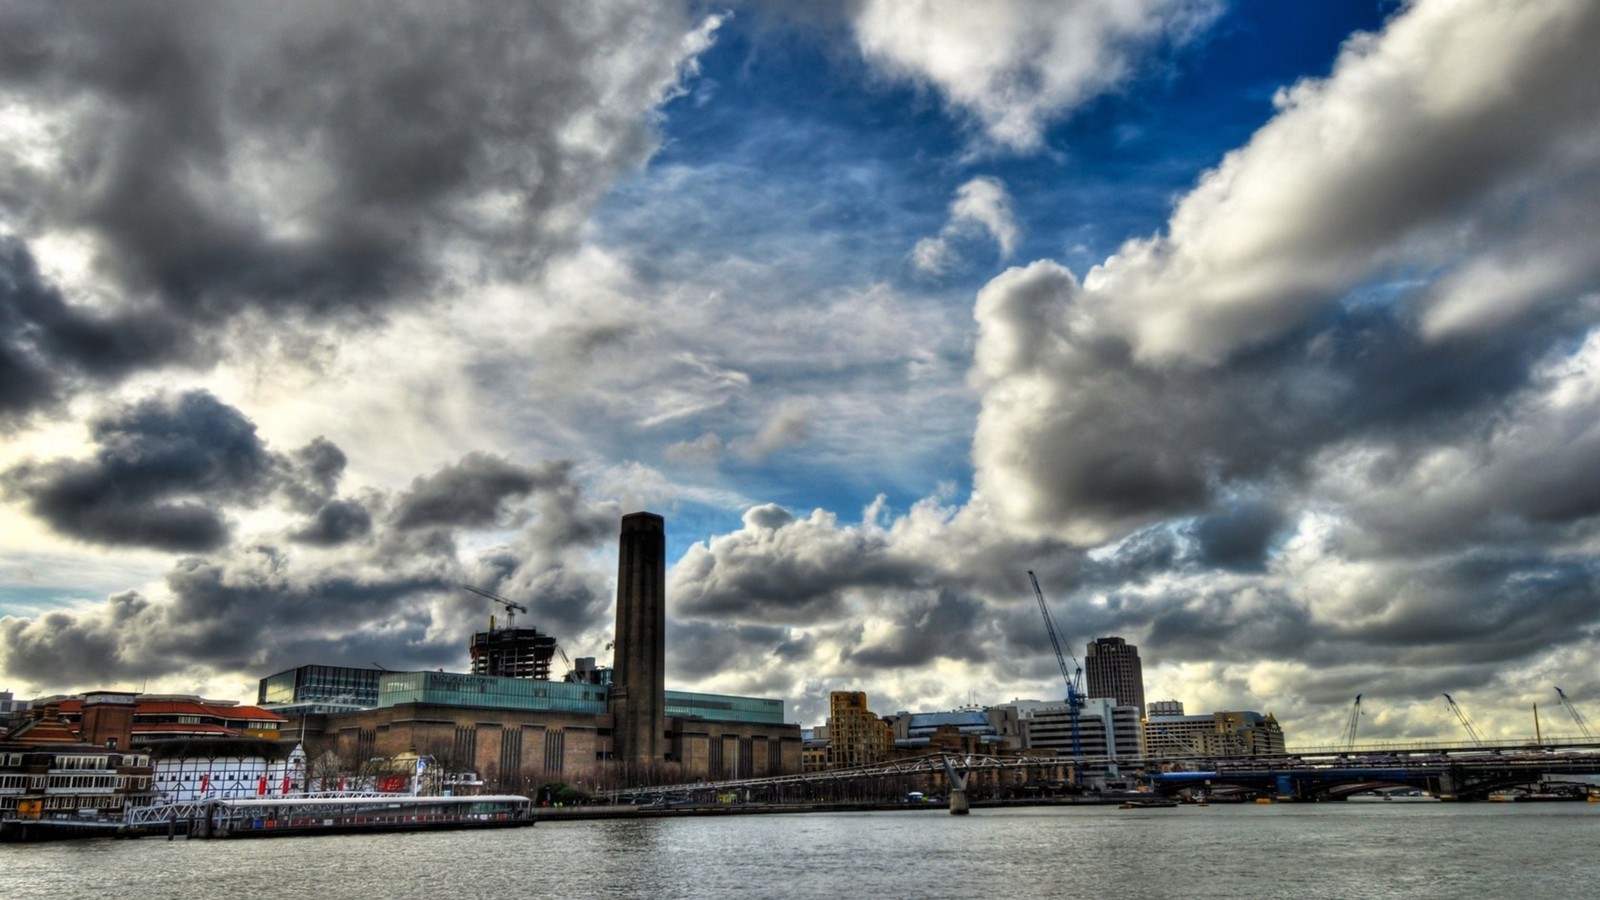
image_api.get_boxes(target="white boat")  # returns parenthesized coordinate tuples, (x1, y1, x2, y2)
(130, 792, 535, 838)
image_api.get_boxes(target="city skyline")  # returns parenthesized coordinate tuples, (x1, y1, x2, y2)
(4, 1, 1600, 743)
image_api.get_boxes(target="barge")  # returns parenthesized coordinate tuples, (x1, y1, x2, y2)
(134, 793, 535, 839)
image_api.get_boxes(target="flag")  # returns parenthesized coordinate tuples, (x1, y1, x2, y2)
(282, 774, 291, 795)
(257, 775, 267, 796)
(199, 773, 210, 793)
(338, 776, 346, 792)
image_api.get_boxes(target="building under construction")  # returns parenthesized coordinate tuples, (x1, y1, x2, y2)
(469, 627, 558, 680)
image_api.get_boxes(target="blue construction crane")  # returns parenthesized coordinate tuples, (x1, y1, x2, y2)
(1028, 571, 1084, 781)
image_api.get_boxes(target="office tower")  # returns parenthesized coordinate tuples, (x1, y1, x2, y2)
(1085, 636, 1145, 715)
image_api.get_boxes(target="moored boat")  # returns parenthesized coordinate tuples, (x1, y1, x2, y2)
(131, 793, 536, 839)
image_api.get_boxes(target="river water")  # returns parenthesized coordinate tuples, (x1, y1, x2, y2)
(5, 803, 1599, 899)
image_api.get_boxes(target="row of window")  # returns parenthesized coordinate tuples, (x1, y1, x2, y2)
(51, 755, 116, 771)
(46, 775, 120, 790)
(134, 714, 281, 730)
(43, 795, 122, 809)
(0, 774, 151, 791)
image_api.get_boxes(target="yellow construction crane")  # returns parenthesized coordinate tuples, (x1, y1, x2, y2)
(461, 584, 527, 631)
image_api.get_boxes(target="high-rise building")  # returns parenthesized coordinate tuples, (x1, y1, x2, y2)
(1085, 636, 1145, 715)
(611, 511, 667, 772)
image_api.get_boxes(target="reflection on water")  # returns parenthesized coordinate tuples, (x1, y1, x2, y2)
(5, 804, 1600, 900)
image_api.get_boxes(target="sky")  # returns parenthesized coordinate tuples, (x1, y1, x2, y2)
(3, 0, 1600, 746)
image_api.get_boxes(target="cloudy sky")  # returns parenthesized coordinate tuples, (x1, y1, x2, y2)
(4, 0, 1600, 746)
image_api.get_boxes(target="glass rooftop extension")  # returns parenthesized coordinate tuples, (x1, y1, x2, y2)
(371, 671, 785, 725)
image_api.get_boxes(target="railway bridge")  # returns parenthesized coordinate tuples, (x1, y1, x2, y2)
(1151, 744, 1600, 801)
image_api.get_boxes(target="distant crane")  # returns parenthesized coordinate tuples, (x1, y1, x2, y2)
(461, 584, 527, 631)
(1554, 687, 1594, 740)
(1442, 693, 1485, 746)
(1028, 571, 1085, 780)
(1342, 694, 1363, 753)
(1155, 726, 1208, 757)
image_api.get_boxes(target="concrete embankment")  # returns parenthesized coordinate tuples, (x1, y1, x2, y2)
(0, 819, 142, 842)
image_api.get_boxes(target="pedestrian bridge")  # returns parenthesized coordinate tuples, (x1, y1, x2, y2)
(608, 738, 1600, 805)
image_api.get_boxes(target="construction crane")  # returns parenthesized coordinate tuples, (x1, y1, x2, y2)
(1154, 726, 1208, 757)
(461, 584, 527, 631)
(1342, 694, 1363, 753)
(1554, 687, 1594, 740)
(1028, 571, 1084, 778)
(1442, 693, 1485, 746)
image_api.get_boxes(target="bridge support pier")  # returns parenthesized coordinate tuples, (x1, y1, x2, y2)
(942, 755, 971, 815)
(949, 788, 970, 815)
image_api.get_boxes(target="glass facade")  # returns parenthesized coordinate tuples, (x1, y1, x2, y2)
(666, 691, 785, 725)
(258, 665, 382, 708)
(353, 671, 785, 724)
(377, 671, 608, 714)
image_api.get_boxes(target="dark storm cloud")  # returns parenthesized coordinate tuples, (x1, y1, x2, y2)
(0, 552, 456, 685)
(667, 619, 797, 684)
(3, 391, 280, 551)
(1078, 526, 1181, 585)
(1139, 585, 1314, 665)
(461, 483, 618, 642)
(0, 442, 622, 687)
(843, 588, 991, 668)
(465, 553, 609, 648)
(1330, 553, 1600, 663)
(281, 438, 348, 514)
(3, 389, 360, 552)
(673, 504, 921, 623)
(393, 454, 572, 531)
(289, 499, 373, 547)
(0, 0, 712, 412)
(0, 237, 199, 424)
(1187, 501, 1285, 571)
(976, 259, 1600, 549)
